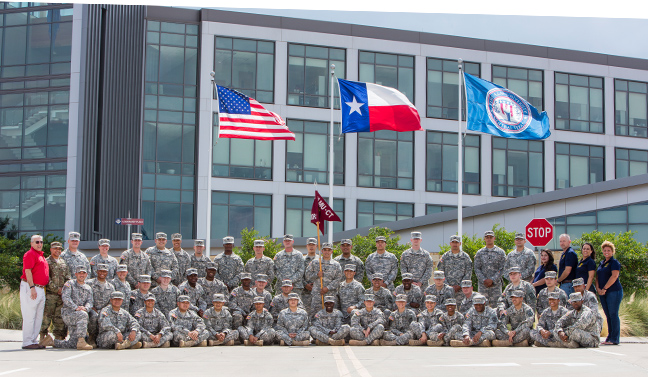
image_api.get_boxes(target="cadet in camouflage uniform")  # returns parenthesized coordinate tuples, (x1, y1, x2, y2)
(400, 232, 434, 291)
(150, 270, 179, 316)
(244, 239, 275, 291)
(270, 280, 305, 323)
(276, 293, 311, 346)
(178, 268, 207, 315)
(129, 275, 152, 316)
(364, 236, 399, 291)
(494, 290, 534, 346)
(119, 233, 152, 289)
(310, 296, 349, 346)
(349, 294, 385, 346)
(60, 231, 90, 278)
(273, 234, 305, 294)
(96, 292, 142, 350)
(531, 291, 569, 347)
(89, 239, 119, 280)
(40, 266, 93, 350)
(111, 265, 131, 314)
(424, 271, 455, 312)
(554, 292, 600, 348)
(498, 267, 537, 318)
(203, 293, 238, 346)
(230, 272, 256, 328)
(338, 265, 365, 324)
(410, 295, 443, 345)
(572, 278, 603, 334)
(189, 240, 211, 279)
(381, 294, 417, 345)
(393, 273, 423, 312)
(536, 271, 569, 316)
(302, 238, 318, 312)
(252, 274, 273, 309)
(87, 264, 116, 344)
(199, 262, 229, 307)
(437, 235, 473, 301)
(168, 295, 209, 347)
(239, 296, 275, 346)
(504, 233, 537, 283)
(305, 242, 343, 316)
(364, 274, 395, 319)
(425, 299, 464, 346)
(459, 280, 479, 314)
(134, 294, 172, 348)
(171, 233, 191, 285)
(457, 295, 497, 346)
(40, 241, 69, 340)
(473, 230, 506, 308)
(334, 239, 365, 283)
(215, 236, 244, 292)
(146, 232, 180, 287)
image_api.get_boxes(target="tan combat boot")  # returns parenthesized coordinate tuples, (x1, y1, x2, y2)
(449, 340, 469, 347)
(115, 339, 132, 350)
(492, 339, 512, 347)
(513, 340, 529, 347)
(225, 340, 235, 346)
(77, 337, 93, 350)
(408, 339, 424, 346)
(478, 340, 491, 347)
(142, 342, 154, 348)
(255, 340, 264, 346)
(131, 342, 142, 349)
(199, 340, 207, 347)
(426, 340, 444, 346)
(370, 340, 380, 346)
(161, 341, 171, 348)
(380, 339, 397, 346)
(329, 338, 345, 346)
(348, 340, 367, 346)
(40, 334, 54, 348)
(315, 339, 326, 346)
(179, 340, 196, 347)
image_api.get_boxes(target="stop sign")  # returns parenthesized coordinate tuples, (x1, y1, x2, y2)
(525, 218, 554, 247)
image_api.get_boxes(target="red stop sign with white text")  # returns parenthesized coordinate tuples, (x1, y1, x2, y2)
(525, 218, 553, 247)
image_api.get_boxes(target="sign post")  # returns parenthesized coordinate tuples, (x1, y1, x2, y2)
(115, 216, 144, 247)
(525, 218, 554, 247)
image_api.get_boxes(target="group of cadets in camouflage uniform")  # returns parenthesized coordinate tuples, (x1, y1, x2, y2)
(38, 229, 601, 350)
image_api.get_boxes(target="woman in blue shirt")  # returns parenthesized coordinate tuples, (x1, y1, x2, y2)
(597, 240, 623, 345)
(532, 249, 558, 295)
(576, 242, 597, 293)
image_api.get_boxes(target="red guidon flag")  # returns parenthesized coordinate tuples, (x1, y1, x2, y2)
(311, 191, 341, 235)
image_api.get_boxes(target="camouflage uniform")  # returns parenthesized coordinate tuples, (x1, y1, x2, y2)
(229, 287, 256, 328)
(150, 285, 180, 317)
(168, 307, 210, 345)
(364, 287, 395, 319)
(244, 256, 275, 290)
(60, 249, 90, 278)
(495, 303, 535, 343)
(40, 255, 69, 338)
(428, 311, 465, 345)
(334, 254, 365, 283)
(424, 284, 455, 312)
(365, 251, 398, 290)
(498, 281, 537, 314)
(274, 249, 305, 293)
(172, 248, 191, 286)
(89, 255, 119, 280)
(202, 307, 239, 343)
(198, 277, 229, 306)
(400, 248, 434, 290)
(214, 252, 244, 290)
(574, 290, 604, 335)
(130, 289, 153, 316)
(111, 277, 132, 314)
(238, 308, 275, 343)
(302, 254, 318, 314)
(504, 247, 537, 282)
(96, 306, 141, 349)
(253, 288, 273, 309)
(119, 249, 153, 289)
(393, 284, 424, 312)
(460, 292, 479, 315)
(305, 258, 343, 315)
(189, 254, 212, 279)
(410, 307, 443, 339)
(531, 306, 569, 346)
(178, 281, 207, 312)
(436, 250, 473, 301)
(350, 308, 385, 344)
(276, 307, 311, 345)
(134, 307, 173, 347)
(462, 306, 498, 344)
(145, 246, 179, 286)
(270, 293, 305, 323)
(473, 246, 506, 308)
(87, 279, 115, 338)
(383, 308, 417, 345)
(337, 279, 365, 324)
(554, 305, 600, 348)
(309, 309, 350, 343)
(536, 287, 569, 315)
(53, 279, 93, 349)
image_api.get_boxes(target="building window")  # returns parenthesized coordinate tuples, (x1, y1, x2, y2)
(213, 37, 274, 103)
(427, 58, 479, 120)
(555, 142, 604, 189)
(491, 65, 543, 110)
(615, 79, 647, 138)
(287, 43, 345, 108)
(555, 72, 604, 133)
(426, 131, 480, 194)
(426, 205, 457, 214)
(616, 148, 648, 178)
(285, 196, 344, 237)
(357, 200, 413, 228)
(358, 130, 413, 190)
(286, 119, 344, 185)
(359, 51, 414, 102)
(492, 137, 543, 197)
(211, 191, 272, 239)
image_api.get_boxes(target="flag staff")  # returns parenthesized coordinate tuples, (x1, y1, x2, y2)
(206, 71, 217, 257)
(457, 59, 463, 240)
(328, 64, 336, 245)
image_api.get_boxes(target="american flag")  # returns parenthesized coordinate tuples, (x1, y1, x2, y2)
(216, 85, 295, 140)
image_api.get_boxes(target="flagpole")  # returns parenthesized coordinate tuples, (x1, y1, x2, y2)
(328, 64, 335, 245)
(316, 221, 324, 309)
(206, 72, 217, 257)
(457, 59, 463, 240)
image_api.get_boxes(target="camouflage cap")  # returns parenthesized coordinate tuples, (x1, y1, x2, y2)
(544, 271, 557, 279)
(255, 274, 268, 283)
(283, 234, 294, 241)
(473, 295, 487, 304)
(68, 231, 81, 240)
(160, 270, 172, 278)
(341, 239, 352, 245)
(461, 280, 473, 288)
(515, 232, 525, 239)
(98, 239, 110, 246)
(240, 272, 252, 280)
(548, 292, 561, 300)
(375, 236, 386, 242)
(171, 233, 182, 240)
(253, 296, 265, 304)
(253, 239, 265, 247)
(144, 293, 156, 301)
(177, 295, 190, 303)
(324, 296, 335, 303)
(110, 291, 124, 300)
(194, 239, 204, 247)
(450, 235, 461, 243)
(282, 279, 293, 287)
(139, 275, 152, 283)
(75, 265, 87, 274)
(401, 273, 413, 280)
(445, 298, 457, 306)
(322, 242, 332, 249)
(131, 233, 143, 240)
(508, 266, 521, 274)
(50, 241, 63, 249)
(186, 268, 198, 276)
(222, 236, 234, 245)
(410, 231, 422, 239)
(306, 238, 317, 245)
(510, 290, 524, 298)
(433, 271, 445, 279)
(155, 232, 167, 239)
(371, 273, 384, 281)
(206, 262, 217, 270)
(117, 264, 128, 272)
(424, 295, 437, 303)
(344, 265, 356, 272)
(363, 294, 375, 302)
(287, 293, 300, 300)
(395, 294, 407, 302)
(572, 278, 585, 286)
(484, 230, 495, 237)
(212, 293, 226, 302)
(97, 264, 108, 271)
(568, 292, 583, 302)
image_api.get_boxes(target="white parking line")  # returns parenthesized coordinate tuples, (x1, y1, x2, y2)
(426, 363, 520, 367)
(590, 349, 625, 356)
(57, 350, 97, 361)
(331, 346, 351, 377)
(0, 368, 30, 376)
(532, 363, 596, 366)
(343, 346, 373, 377)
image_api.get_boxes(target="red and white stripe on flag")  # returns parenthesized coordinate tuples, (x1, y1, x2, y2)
(218, 98, 295, 140)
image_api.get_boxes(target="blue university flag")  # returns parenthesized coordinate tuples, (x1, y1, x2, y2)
(464, 73, 551, 140)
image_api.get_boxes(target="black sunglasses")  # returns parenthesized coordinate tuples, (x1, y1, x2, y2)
(34, 241, 43, 244)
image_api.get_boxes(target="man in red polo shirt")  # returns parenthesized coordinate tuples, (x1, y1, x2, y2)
(20, 234, 50, 349)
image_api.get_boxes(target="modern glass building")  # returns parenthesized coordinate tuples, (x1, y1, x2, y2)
(1, 3, 647, 250)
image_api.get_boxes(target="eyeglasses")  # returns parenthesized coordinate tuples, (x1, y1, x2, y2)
(34, 241, 43, 244)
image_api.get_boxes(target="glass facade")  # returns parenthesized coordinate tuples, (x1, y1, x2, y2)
(357, 200, 413, 228)
(358, 130, 413, 190)
(0, 5, 72, 237)
(555, 142, 604, 189)
(213, 36, 274, 103)
(426, 131, 480, 194)
(141, 21, 198, 239)
(427, 58, 479, 120)
(492, 65, 543, 110)
(492, 138, 543, 197)
(426, 204, 457, 214)
(555, 72, 604, 133)
(286, 119, 343, 185)
(211, 191, 272, 239)
(615, 79, 647, 138)
(287, 43, 345, 108)
(616, 147, 648, 178)
(285, 196, 344, 237)
(359, 51, 414, 102)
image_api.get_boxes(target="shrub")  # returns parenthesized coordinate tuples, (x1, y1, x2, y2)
(0, 288, 21, 329)
(0, 233, 62, 290)
(233, 228, 283, 263)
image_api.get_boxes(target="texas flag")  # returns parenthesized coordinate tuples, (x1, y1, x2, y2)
(338, 78, 422, 133)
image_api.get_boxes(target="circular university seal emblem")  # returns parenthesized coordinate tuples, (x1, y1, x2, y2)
(485, 88, 532, 133)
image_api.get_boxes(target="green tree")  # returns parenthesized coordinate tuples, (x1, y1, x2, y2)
(0, 233, 62, 290)
(233, 228, 283, 263)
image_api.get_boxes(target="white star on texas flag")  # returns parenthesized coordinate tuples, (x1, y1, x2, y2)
(345, 96, 364, 115)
